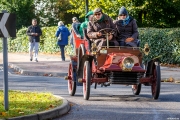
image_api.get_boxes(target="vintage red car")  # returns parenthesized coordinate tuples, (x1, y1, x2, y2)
(65, 28, 161, 100)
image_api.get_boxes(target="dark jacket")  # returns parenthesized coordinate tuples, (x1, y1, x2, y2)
(87, 14, 119, 47)
(70, 22, 81, 45)
(26, 25, 42, 42)
(87, 14, 116, 39)
(114, 17, 139, 43)
(55, 25, 70, 46)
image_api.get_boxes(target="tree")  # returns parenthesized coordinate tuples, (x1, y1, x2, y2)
(0, 0, 35, 29)
(68, 0, 180, 28)
(68, 0, 125, 19)
(132, 0, 180, 27)
(34, 0, 75, 26)
(0, 0, 76, 29)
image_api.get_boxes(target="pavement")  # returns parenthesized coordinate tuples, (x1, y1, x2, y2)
(0, 52, 70, 77)
(0, 52, 180, 120)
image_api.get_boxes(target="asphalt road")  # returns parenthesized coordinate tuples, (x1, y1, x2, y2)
(0, 68, 180, 120)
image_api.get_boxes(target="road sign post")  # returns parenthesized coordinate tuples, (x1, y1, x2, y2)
(0, 10, 16, 111)
(3, 35, 8, 111)
(1, 10, 8, 111)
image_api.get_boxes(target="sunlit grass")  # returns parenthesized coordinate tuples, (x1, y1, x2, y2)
(0, 90, 63, 119)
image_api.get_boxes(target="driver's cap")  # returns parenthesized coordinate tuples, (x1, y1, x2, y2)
(93, 8, 102, 13)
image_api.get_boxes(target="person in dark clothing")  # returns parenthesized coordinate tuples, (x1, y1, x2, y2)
(87, 8, 119, 50)
(114, 6, 139, 47)
(70, 17, 81, 45)
(26, 18, 42, 62)
(55, 21, 70, 61)
(69, 17, 81, 54)
(79, 11, 93, 38)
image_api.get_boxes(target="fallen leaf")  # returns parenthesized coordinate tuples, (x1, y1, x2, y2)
(69, 103, 74, 107)
(175, 81, 180, 83)
(169, 77, 174, 82)
(49, 74, 53, 77)
(43, 74, 48, 76)
(49, 104, 53, 108)
(19, 112, 24, 114)
(1, 112, 7, 116)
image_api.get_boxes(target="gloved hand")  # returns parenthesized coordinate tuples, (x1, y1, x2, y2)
(125, 37, 134, 42)
(96, 32, 102, 37)
(108, 34, 113, 41)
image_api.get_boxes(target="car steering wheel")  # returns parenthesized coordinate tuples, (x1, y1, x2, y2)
(98, 28, 116, 36)
(98, 28, 116, 48)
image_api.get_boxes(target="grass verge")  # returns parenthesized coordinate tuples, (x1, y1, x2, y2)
(0, 90, 63, 119)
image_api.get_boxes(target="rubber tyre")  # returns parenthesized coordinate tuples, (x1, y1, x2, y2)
(68, 62, 76, 96)
(83, 61, 91, 100)
(132, 83, 141, 95)
(151, 63, 161, 99)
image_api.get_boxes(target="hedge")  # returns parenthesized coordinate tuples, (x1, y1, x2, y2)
(0, 27, 180, 64)
(6, 26, 72, 55)
(139, 28, 180, 64)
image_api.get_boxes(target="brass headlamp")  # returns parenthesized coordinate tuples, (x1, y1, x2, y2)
(121, 57, 134, 71)
(143, 43, 150, 55)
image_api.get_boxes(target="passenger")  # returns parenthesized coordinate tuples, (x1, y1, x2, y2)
(69, 17, 81, 53)
(87, 8, 119, 49)
(114, 6, 139, 47)
(71, 17, 81, 38)
(79, 11, 93, 39)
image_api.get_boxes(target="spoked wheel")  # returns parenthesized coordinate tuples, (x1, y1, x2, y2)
(132, 83, 141, 95)
(151, 62, 161, 99)
(83, 61, 91, 100)
(68, 62, 76, 96)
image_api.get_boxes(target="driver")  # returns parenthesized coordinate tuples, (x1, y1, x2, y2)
(87, 8, 119, 49)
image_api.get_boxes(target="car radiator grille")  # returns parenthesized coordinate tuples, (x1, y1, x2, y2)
(109, 72, 143, 84)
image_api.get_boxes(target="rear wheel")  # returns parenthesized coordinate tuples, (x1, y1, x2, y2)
(68, 62, 76, 96)
(151, 62, 161, 99)
(83, 61, 91, 100)
(132, 84, 141, 95)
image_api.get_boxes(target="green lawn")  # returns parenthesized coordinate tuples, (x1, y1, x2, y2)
(0, 90, 63, 119)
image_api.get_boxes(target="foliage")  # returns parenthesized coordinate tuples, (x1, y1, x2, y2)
(131, 0, 180, 28)
(68, 0, 123, 18)
(34, 0, 76, 26)
(7, 26, 73, 55)
(0, 0, 35, 30)
(41, 27, 59, 53)
(0, 40, 2, 52)
(1, 0, 179, 28)
(0, 90, 62, 119)
(68, 0, 180, 28)
(139, 28, 180, 64)
(0, 0, 77, 29)
(8, 27, 29, 52)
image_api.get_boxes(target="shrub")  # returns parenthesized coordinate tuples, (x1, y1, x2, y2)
(7, 26, 73, 55)
(139, 28, 180, 64)
(1, 27, 180, 64)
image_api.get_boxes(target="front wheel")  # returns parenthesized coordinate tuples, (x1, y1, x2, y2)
(151, 62, 161, 99)
(68, 62, 76, 96)
(83, 61, 91, 100)
(132, 84, 141, 95)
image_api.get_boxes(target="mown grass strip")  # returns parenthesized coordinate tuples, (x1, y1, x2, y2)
(0, 90, 62, 119)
